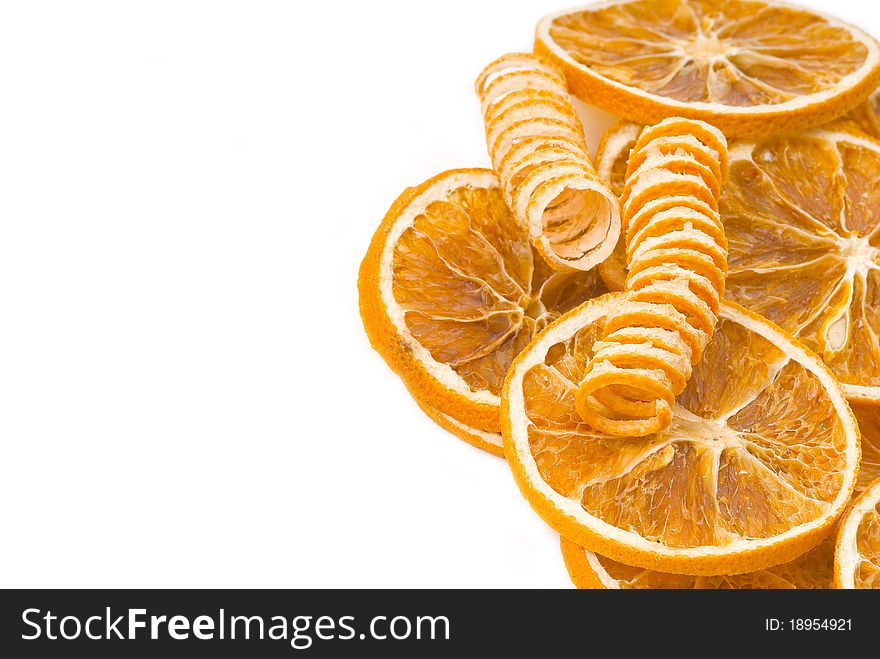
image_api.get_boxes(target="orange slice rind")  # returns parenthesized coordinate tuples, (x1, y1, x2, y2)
(847, 87, 880, 138)
(476, 53, 621, 272)
(834, 477, 880, 588)
(359, 168, 606, 443)
(595, 121, 880, 405)
(502, 293, 861, 575)
(412, 394, 505, 458)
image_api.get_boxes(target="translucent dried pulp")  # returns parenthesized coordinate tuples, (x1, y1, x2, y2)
(835, 477, 880, 588)
(561, 535, 834, 588)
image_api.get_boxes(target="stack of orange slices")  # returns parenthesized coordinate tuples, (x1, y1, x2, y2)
(359, 0, 880, 588)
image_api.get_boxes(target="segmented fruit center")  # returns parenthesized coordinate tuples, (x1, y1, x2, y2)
(839, 235, 880, 276)
(391, 185, 604, 396)
(549, 0, 868, 106)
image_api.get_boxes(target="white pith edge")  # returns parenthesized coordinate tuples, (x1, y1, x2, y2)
(379, 170, 503, 405)
(505, 295, 861, 560)
(433, 406, 504, 448)
(835, 477, 880, 588)
(584, 548, 622, 588)
(537, 0, 880, 115)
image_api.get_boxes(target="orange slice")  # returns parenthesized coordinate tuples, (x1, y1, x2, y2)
(578, 118, 729, 437)
(595, 122, 880, 403)
(359, 169, 606, 437)
(502, 293, 860, 575)
(535, 0, 880, 138)
(475, 53, 621, 272)
(834, 477, 880, 588)
(561, 535, 834, 589)
(413, 395, 504, 457)
(847, 88, 880, 138)
(595, 120, 641, 292)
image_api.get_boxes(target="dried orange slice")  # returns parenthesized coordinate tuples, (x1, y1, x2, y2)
(561, 535, 833, 588)
(595, 122, 880, 403)
(724, 128, 880, 403)
(359, 169, 606, 436)
(413, 395, 504, 457)
(475, 53, 621, 272)
(595, 120, 641, 292)
(502, 293, 860, 575)
(834, 477, 880, 588)
(561, 402, 880, 588)
(847, 88, 880, 138)
(535, 0, 880, 138)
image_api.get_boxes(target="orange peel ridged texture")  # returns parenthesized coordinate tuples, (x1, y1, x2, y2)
(502, 295, 860, 575)
(576, 118, 729, 436)
(475, 53, 620, 272)
(560, 403, 880, 587)
(835, 476, 880, 588)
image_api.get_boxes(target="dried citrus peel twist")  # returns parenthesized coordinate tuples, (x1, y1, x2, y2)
(475, 53, 620, 272)
(575, 117, 729, 436)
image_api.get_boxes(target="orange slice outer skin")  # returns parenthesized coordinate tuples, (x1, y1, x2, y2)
(847, 88, 880, 138)
(502, 294, 860, 576)
(535, 1, 880, 138)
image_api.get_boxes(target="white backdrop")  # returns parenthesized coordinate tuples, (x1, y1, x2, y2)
(0, 0, 875, 588)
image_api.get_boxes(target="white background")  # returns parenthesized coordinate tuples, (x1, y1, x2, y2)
(0, 0, 874, 588)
